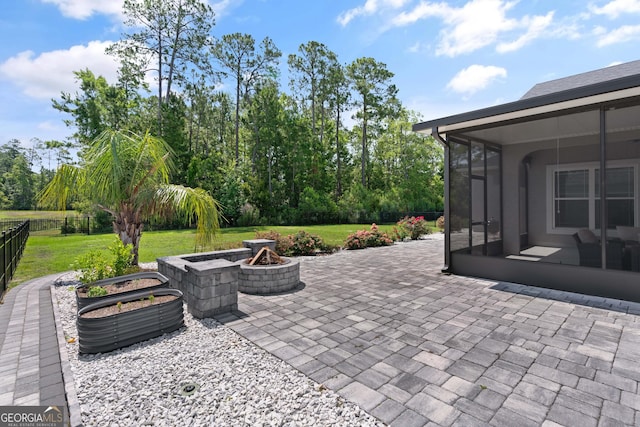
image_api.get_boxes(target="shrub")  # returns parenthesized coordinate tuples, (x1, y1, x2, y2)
(255, 230, 336, 256)
(73, 250, 111, 284)
(73, 237, 134, 284)
(344, 224, 394, 250)
(254, 230, 293, 255)
(436, 216, 445, 231)
(296, 187, 338, 224)
(60, 223, 76, 234)
(92, 210, 114, 233)
(87, 286, 108, 298)
(237, 203, 262, 226)
(394, 216, 431, 240)
(109, 237, 134, 277)
(288, 230, 326, 256)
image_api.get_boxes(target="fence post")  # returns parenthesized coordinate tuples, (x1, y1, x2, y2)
(1, 231, 5, 295)
(8, 228, 14, 283)
(87, 216, 90, 235)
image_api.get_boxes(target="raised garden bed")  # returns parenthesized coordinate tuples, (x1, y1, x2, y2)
(77, 288, 184, 354)
(76, 271, 169, 311)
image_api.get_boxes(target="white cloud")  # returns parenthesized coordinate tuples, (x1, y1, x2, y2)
(40, 0, 243, 21)
(0, 41, 120, 100)
(337, 0, 410, 26)
(40, 0, 124, 19)
(407, 41, 424, 53)
(210, 0, 244, 17)
(496, 11, 554, 53)
(447, 64, 507, 95)
(589, 0, 640, 19)
(596, 24, 640, 46)
(391, 0, 555, 57)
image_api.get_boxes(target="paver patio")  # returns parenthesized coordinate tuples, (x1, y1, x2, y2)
(216, 237, 640, 426)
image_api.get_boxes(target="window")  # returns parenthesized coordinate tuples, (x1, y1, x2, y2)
(595, 167, 635, 229)
(554, 169, 589, 228)
(547, 162, 638, 233)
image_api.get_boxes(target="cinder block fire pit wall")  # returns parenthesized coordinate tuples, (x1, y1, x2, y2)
(157, 240, 300, 318)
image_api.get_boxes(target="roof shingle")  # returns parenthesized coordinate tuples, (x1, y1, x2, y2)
(520, 60, 640, 100)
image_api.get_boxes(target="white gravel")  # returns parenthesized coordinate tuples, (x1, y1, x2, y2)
(53, 280, 386, 426)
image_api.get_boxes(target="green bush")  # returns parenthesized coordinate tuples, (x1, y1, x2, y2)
(73, 250, 111, 284)
(344, 224, 394, 250)
(237, 203, 262, 227)
(297, 187, 338, 224)
(109, 237, 134, 277)
(92, 210, 114, 233)
(87, 286, 108, 297)
(72, 237, 134, 284)
(436, 216, 445, 231)
(60, 223, 76, 234)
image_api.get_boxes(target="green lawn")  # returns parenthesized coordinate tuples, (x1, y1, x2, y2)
(9, 224, 396, 287)
(0, 210, 77, 220)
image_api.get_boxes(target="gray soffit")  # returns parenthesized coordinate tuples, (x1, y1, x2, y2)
(414, 61, 640, 136)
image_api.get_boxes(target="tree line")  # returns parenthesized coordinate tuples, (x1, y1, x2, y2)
(3, 0, 443, 225)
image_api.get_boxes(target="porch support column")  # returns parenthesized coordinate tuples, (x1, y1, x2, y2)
(433, 127, 451, 272)
(599, 107, 608, 268)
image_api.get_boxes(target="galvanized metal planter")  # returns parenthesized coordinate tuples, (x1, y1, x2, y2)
(77, 288, 184, 354)
(76, 271, 169, 311)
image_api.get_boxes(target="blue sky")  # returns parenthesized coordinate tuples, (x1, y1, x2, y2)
(1, 0, 640, 151)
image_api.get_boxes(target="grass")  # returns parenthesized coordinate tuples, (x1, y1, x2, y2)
(9, 224, 398, 287)
(0, 210, 78, 220)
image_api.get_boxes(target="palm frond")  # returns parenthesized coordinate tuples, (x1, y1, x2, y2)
(154, 184, 221, 247)
(86, 130, 175, 206)
(37, 164, 85, 210)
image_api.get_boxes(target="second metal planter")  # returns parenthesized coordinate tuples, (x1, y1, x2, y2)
(77, 288, 184, 354)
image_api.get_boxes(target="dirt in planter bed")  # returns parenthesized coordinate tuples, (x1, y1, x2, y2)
(79, 295, 178, 318)
(77, 278, 162, 297)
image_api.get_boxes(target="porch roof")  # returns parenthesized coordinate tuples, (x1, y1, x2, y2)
(413, 61, 640, 145)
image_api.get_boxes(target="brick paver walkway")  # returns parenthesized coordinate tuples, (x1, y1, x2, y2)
(216, 237, 640, 426)
(0, 274, 80, 426)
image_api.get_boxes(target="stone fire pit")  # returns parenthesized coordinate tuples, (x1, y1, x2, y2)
(238, 256, 300, 295)
(157, 240, 301, 318)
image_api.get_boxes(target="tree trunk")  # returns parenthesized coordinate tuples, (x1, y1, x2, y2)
(157, 25, 163, 134)
(361, 100, 367, 188)
(112, 203, 143, 265)
(336, 106, 341, 198)
(235, 66, 241, 165)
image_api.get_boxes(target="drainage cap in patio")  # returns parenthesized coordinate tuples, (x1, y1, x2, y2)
(180, 382, 200, 396)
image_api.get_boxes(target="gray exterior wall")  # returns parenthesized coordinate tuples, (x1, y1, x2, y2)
(502, 137, 638, 254)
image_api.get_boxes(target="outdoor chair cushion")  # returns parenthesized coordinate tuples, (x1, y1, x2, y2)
(616, 226, 640, 242)
(577, 228, 599, 244)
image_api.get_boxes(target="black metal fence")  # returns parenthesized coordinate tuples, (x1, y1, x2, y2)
(0, 217, 112, 235)
(292, 211, 444, 226)
(1, 220, 30, 295)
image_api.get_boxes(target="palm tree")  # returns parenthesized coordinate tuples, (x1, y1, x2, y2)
(39, 129, 221, 265)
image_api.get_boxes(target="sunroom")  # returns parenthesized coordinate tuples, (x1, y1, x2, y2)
(414, 60, 640, 302)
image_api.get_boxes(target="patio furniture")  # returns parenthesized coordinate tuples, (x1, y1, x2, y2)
(623, 242, 640, 272)
(572, 230, 624, 270)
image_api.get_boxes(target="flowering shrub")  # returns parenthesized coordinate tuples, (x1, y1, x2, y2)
(344, 224, 394, 250)
(254, 230, 293, 255)
(288, 231, 326, 256)
(255, 230, 331, 256)
(394, 216, 431, 240)
(436, 216, 445, 232)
